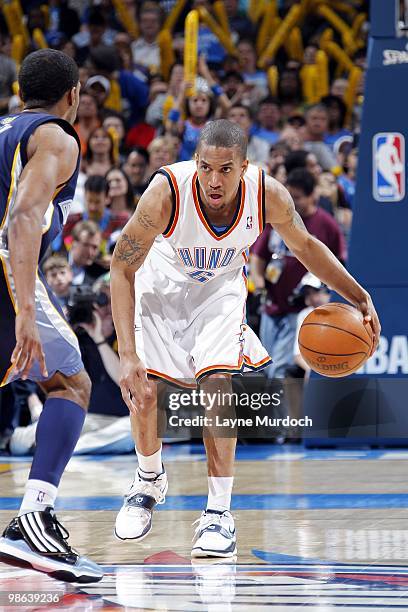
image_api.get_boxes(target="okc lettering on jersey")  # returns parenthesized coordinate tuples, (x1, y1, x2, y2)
(177, 247, 237, 283)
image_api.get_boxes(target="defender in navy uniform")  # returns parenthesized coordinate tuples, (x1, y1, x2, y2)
(0, 50, 103, 583)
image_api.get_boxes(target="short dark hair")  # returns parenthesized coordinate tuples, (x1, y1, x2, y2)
(286, 168, 316, 197)
(84, 175, 107, 194)
(221, 70, 244, 84)
(229, 103, 252, 120)
(259, 95, 280, 108)
(305, 103, 329, 116)
(284, 150, 309, 174)
(128, 146, 149, 164)
(72, 220, 101, 241)
(197, 119, 248, 159)
(19, 49, 79, 108)
(88, 8, 107, 28)
(321, 94, 347, 127)
(43, 255, 70, 275)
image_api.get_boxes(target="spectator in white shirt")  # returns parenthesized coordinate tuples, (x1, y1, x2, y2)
(131, 5, 162, 71)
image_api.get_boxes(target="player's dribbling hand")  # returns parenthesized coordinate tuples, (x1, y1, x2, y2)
(356, 292, 381, 356)
(11, 312, 48, 380)
(119, 355, 153, 414)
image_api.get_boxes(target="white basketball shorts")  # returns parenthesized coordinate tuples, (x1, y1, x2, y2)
(134, 263, 271, 386)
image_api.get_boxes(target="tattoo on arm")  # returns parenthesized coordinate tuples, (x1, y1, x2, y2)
(114, 233, 147, 267)
(137, 210, 158, 231)
(281, 192, 306, 231)
(290, 210, 307, 231)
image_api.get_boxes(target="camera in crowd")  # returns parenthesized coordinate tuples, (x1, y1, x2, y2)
(67, 285, 109, 326)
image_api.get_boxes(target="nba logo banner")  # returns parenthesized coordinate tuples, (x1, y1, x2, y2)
(373, 132, 405, 202)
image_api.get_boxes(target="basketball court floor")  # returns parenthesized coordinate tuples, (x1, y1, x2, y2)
(1, 444, 408, 609)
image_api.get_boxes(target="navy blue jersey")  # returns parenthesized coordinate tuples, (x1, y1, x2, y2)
(0, 111, 80, 262)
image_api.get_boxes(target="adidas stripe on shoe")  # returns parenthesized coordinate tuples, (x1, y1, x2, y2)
(0, 508, 103, 583)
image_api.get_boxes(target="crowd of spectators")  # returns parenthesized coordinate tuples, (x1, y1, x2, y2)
(0, 0, 373, 451)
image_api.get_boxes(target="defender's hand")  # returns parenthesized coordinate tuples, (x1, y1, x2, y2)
(355, 293, 381, 356)
(11, 312, 48, 380)
(119, 355, 153, 414)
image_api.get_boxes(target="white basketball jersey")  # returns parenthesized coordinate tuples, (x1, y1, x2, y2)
(146, 160, 266, 284)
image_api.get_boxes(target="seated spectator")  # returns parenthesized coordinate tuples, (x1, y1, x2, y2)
(145, 62, 184, 129)
(88, 45, 149, 127)
(73, 8, 116, 65)
(321, 95, 352, 151)
(145, 77, 170, 128)
(271, 163, 287, 184)
(86, 74, 111, 113)
(69, 220, 107, 285)
(285, 149, 335, 215)
(43, 256, 73, 312)
(103, 111, 128, 162)
(252, 96, 281, 146)
(278, 68, 303, 120)
(83, 126, 116, 176)
(285, 150, 322, 181)
(228, 104, 269, 166)
(302, 104, 338, 171)
(280, 124, 304, 150)
(166, 77, 215, 162)
(221, 70, 245, 102)
(123, 147, 149, 201)
(146, 136, 172, 178)
(237, 38, 268, 103)
(106, 167, 135, 214)
(318, 171, 352, 237)
(64, 176, 130, 252)
(131, 3, 161, 71)
(165, 134, 182, 164)
(74, 91, 100, 156)
(330, 78, 348, 98)
(114, 31, 134, 72)
(267, 141, 291, 176)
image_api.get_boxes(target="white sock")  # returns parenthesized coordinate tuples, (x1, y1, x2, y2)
(207, 476, 233, 512)
(136, 445, 162, 475)
(18, 479, 58, 516)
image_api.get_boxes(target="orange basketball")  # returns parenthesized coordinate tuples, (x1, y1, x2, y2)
(298, 302, 374, 377)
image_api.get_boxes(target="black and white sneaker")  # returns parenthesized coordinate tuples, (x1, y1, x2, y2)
(191, 509, 237, 558)
(115, 468, 168, 541)
(0, 508, 103, 583)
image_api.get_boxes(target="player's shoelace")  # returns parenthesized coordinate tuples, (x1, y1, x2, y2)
(126, 480, 166, 507)
(46, 512, 78, 554)
(192, 512, 232, 543)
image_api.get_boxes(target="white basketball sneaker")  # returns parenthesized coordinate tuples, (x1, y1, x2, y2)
(115, 468, 168, 541)
(191, 509, 237, 558)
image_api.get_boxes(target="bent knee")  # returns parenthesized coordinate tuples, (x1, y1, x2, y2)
(44, 370, 92, 410)
(72, 371, 92, 408)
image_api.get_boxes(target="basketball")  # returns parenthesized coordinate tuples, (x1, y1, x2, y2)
(298, 303, 374, 377)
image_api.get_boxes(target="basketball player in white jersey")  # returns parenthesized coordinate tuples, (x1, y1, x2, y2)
(110, 119, 380, 557)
